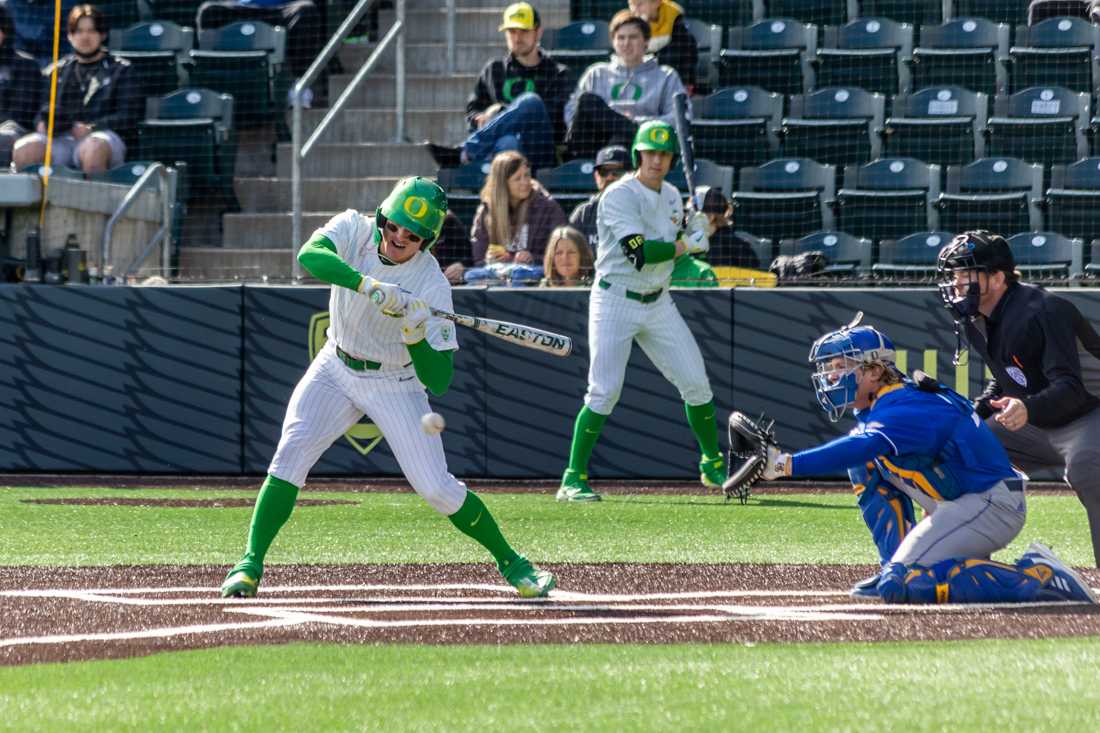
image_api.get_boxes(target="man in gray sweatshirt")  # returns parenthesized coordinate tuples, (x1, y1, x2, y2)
(563, 11, 689, 160)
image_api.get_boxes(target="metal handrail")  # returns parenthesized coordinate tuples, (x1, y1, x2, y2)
(100, 162, 178, 282)
(291, 0, 406, 281)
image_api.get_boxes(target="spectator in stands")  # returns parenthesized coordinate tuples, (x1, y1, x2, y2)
(5, 0, 78, 65)
(470, 150, 566, 267)
(427, 2, 572, 172)
(432, 211, 474, 285)
(197, 0, 323, 83)
(694, 186, 761, 270)
(563, 11, 688, 160)
(568, 143, 628, 252)
(0, 4, 43, 167)
(540, 225, 593, 286)
(12, 5, 141, 174)
(627, 0, 697, 90)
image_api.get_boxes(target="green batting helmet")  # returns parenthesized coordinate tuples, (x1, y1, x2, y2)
(376, 176, 448, 249)
(631, 120, 678, 168)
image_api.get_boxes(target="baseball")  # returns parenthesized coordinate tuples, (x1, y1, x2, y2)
(421, 412, 446, 435)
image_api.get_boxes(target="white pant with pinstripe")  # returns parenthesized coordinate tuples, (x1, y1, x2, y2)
(268, 341, 467, 515)
(889, 481, 1027, 566)
(583, 282, 714, 415)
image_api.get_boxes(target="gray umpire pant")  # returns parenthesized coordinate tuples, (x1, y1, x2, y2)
(988, 406, 1100, 567)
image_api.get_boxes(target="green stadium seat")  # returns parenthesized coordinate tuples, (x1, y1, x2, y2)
(882, 86, 989, 167)
(110, 21, 194, 98)
(835, 157, 940, 242)
(765, 0, 851, 29)
(857, 0, 943, 30)
(144, 0, 204, 30)
(570, 1, 625, 22)
(667, 159, 735, 197)
(1006, 231, 1083, 279)
(1045, 158, 1100, 243)
(684, 18, 724, 92)
(537, 158, 598, 213)
(718, 18, 817, 96)
(954, 0, 1029, 30)
(19, 164, 84, 180)
(1086, 240, 1100, 278)
(138, 88, 236, 201)
(936, 157, 1044, 235)
(436, 161, 490, 229)
(779, 86, 885, 166)
(910, 18, 1009, 98)
(813, 17, 913, 97)
(690, 86, 782, 178)
(733, 229, 778, 267)
(97, 0, 140, 32)
(873, 230, 954, 281)
(985, 86, 1089, 170)
(732, 157, 836, 242)
(780, 230, 874, 277)
(1008, 17, 1100, 95)
(187, 21, 287, 129)
(543, 20, 609, 80)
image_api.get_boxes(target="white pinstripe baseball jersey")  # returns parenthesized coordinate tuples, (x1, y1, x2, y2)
(313, 210, 459, 363)
(595, 174, 683, 291)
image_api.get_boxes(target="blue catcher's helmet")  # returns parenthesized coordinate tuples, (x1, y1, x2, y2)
(808, 312, 897, 422)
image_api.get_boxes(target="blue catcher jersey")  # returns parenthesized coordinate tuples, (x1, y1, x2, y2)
(853, 382, 1017, 503)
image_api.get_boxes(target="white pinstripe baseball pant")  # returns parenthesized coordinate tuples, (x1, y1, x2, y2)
(268, 342, 467, 514)
(583, 283, 714, 415)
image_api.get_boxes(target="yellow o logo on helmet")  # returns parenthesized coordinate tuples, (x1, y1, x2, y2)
(649, 127, 670, 144)
(403, 196, 430, 220)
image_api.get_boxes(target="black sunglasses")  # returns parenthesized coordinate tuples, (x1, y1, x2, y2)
(385, 220, 424, 245)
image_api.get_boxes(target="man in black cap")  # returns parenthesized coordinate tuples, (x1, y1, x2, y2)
(567, 144, 629, 252)
(937, 229, 1100, 567)
(692, 186, 760, 269)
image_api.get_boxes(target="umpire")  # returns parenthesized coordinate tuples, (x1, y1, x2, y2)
(937, 230, 1100, 566)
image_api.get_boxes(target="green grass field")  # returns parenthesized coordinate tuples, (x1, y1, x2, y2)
(2, 485, 1099, 731)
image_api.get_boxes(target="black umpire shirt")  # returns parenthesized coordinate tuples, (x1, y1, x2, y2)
(966, 281, 1100, 428)
(465, 49, 574, 143)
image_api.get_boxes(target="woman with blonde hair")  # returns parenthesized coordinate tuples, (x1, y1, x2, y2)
(470, 150, 566, 267)
(541, 225, 594, 286)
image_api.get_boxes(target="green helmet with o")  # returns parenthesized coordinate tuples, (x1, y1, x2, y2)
(376, 176, 448, 249)
(631, 120, 678, 168)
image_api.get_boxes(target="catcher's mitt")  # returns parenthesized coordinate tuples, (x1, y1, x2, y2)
(722, 411, 777, 504)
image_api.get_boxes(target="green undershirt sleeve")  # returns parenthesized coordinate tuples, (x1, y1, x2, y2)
(643, 239, 677, 264)
(406, 339, 455, 396)
(297, 235, 364, 291)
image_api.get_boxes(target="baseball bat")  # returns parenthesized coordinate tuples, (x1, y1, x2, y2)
(671, 91, 697, 206)
(369, 290, 572, 357)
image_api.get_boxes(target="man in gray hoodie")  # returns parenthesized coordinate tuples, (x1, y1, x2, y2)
(563, 11, 689, 160)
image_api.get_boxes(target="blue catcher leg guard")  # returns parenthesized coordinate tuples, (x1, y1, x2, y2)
(852, 463, 916, 565)
(878, 558, 1046, 604)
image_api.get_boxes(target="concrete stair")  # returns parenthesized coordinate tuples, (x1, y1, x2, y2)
(199, 0, 571, 278)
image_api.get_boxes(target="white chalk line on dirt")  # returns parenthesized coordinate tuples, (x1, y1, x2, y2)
(0, 618, 303, 649)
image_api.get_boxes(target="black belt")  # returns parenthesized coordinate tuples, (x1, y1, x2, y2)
(336, 346, 381, 371)
(1004, 478, 1024, 493)
(598, 278, 663, 303)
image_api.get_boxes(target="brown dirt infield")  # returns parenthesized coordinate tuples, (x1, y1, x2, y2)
(2, 563, 1098, 668)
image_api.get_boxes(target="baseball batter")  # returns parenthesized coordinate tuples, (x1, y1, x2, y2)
(558, 120, 725, 501)
(749, 316, 1095, 604)
(220, 177, 555, 599)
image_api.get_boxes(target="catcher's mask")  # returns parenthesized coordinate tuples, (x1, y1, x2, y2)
(935, 230, 1015, 320)
(808, 312, 897, 422)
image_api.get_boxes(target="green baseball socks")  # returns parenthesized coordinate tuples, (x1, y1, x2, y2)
(222, 476, 554, 598)
(560, 400, 727, 501)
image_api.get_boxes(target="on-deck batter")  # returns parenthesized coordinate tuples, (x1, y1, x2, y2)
(558, 120, 725, 502)
(220, 177, 555, 599)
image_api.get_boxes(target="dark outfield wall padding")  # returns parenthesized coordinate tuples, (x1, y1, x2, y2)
(241, 287, 487, 478)
(477, 288, 733, 478)
(0, 285, 242, 472)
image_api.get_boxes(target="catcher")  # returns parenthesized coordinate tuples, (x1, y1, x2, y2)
(723, 314, 1096, 605)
